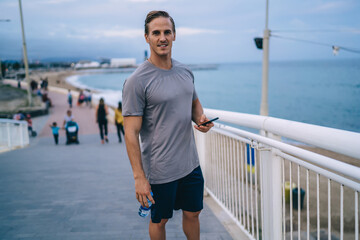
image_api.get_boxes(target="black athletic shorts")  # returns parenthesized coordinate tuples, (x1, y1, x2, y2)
(150, 166, 204, 223)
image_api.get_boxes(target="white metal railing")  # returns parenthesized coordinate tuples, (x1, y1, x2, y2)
(0, 119, 29, 152)
(195, 108, 360, 240)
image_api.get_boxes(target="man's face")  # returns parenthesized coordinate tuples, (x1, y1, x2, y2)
(145, 17, 176, 58)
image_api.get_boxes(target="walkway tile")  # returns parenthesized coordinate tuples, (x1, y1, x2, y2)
(0, 133, 233, 239)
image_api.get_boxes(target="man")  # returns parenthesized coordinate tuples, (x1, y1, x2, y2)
(122, 10, 214, 240)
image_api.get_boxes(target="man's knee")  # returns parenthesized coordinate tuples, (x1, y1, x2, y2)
(183, 210, 201, 220)
(151, 218, 169, 228)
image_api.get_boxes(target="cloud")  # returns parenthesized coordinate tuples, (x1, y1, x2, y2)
(177, 27, 221, 36)
(27, 0, 76, 4)
(286, 18, 308, 30)
(101, 29, 143, 38)
(63, 26, 221, 40)
(309, 1, 349, 13)
(65, 28, 143, 40)
(340, 27, 360, 34)
(40, 0, 76, 4)
(126, 0, 166, 2)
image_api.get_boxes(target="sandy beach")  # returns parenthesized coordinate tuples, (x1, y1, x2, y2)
(29, 70, 82, 92)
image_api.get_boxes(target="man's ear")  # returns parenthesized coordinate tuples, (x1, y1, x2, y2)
(145, 33, 149, 43)
(173, 32, 176, 41)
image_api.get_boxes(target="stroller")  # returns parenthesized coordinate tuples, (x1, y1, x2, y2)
(65, 121, 79, 144)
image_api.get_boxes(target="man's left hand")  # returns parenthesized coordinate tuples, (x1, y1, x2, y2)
(194, 114, 214, 133)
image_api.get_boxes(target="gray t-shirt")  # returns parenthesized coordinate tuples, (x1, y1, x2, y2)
(122, 59, 200, 184)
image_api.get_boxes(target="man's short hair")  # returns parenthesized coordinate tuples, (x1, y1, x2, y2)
(144, 10, 176, 35)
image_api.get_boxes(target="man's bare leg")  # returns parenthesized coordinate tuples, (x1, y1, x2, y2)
(149, 219, 168, 240)
(182, 210, 201, 240)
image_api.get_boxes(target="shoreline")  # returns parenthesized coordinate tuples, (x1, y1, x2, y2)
(48, 70, 360, 165)
(30, 70, 88, 92)
(42, 70, 122, 111)
(4, 70, 359, 166)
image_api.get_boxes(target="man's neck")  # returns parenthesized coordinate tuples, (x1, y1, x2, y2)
(148, 55, 172, 70)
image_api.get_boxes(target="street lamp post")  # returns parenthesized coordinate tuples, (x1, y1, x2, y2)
(259, 1, 282, 240)
(260, 0, 270, 116)
(0, 19, 11, 79)
(18, 0, 32, 106)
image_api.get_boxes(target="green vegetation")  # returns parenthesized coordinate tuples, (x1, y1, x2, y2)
(0, 83, 42, 117)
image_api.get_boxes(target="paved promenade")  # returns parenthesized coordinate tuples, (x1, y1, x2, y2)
(0, 91, 233, 239)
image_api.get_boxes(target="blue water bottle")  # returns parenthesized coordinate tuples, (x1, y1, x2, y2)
(138, 192, 153, 217)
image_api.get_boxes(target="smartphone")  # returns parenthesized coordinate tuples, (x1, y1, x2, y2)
(198, 117, 219, 127)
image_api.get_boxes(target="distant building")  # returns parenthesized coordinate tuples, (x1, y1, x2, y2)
(110, 58, 136, 68)
(74, 61, 100, 69)
(74, 58, 136, 69)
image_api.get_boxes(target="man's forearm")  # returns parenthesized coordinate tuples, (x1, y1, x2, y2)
(125, 132, 146, 180)
(192, 98, 204, 124)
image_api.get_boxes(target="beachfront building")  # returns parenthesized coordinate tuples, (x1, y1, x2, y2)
(109, 58, 136, 68)
(74, 60, 100, 69)
(74, 58, 136, 69)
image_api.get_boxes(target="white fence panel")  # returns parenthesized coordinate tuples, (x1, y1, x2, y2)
(0, 119, 29, 152)
(195, 109, 360, 240)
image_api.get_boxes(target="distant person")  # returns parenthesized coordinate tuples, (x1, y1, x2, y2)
(13, 111, 25, 121)
(50, 122, 60, 145)
(83, 89, 92, 107)
(87, 90, 92, 108)
(41, 90, 52, 108)
(40, 76, 48, 90)
(77, 90, 85, 106)
(25, 114, 35, 137)
(30, 80, 38, 92)
(43, 77, 48, 90)
(67, 89, 73, 108)
(36, 87, 42, 96)
(122, 10, 213, 239)
(63, 110, 74, 128)
(114, 101, 124, 143)
(95, 98, 109, 144)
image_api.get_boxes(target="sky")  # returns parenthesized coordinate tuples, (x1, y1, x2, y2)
(0, 0, 359, 64)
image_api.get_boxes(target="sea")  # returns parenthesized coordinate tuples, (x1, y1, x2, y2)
(66, 59, 360, 133)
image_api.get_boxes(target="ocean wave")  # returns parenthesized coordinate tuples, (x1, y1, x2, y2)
(66, 75, 93, 90)
(92, 90, 122, 108)
(66, 74, 122, 108)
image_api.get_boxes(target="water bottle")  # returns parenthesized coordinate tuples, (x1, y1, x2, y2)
(138, 192, 153, 217)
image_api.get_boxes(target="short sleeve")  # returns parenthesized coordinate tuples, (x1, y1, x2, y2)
(193, 88, 198, 101)
(189, 69, 198, 101)
(122, 77, 145, 116)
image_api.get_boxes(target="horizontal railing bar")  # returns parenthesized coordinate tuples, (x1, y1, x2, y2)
(355, 192, 359, 240)
(274, 150, 360, 191)
(211, 127, 252, 145)
(0, 119, 27, 125)
(205, 108, 360, 159)
(212, 124, 360, 182)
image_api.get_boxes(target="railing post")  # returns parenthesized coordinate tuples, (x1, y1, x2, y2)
(24, 122, 29, 146)
(196, 131, 208, 194)
(20, 123, 24, 147)
(260, 147, 282, 239)
(7, 122, 12, 149)
(197, 132, 207, 172)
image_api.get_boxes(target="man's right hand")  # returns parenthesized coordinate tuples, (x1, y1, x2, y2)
(135, 176, 155, 208)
